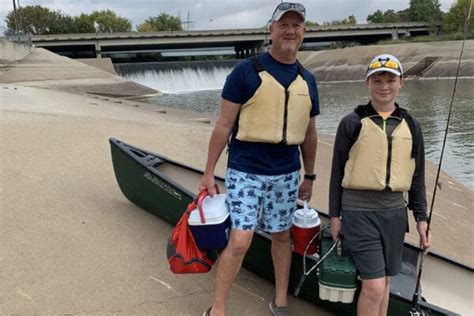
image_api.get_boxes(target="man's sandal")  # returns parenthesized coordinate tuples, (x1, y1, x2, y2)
(269, 299, 289, 316)
(202, 306, 212, 316)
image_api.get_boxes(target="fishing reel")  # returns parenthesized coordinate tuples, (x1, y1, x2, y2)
(408, 304, 431, 316)
(408, 310, 428, 316)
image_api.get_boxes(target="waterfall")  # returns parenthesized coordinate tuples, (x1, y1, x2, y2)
(123, 67, 232, 93)
(115, 61, 238, 94)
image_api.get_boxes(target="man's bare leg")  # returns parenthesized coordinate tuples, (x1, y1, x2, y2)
(210, 229, 254, 316)
(271, 230, 292, 307)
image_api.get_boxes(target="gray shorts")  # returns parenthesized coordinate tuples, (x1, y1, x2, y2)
(341, 208, 407, 280)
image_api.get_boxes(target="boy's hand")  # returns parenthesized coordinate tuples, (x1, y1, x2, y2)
(416, 221, 431, 255)
(330, 217, 342, 241)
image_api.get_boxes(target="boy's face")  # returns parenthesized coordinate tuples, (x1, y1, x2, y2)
(366, 72, 404, 106)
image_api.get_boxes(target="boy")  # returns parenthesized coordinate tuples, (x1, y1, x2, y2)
(329, 54, 431, 316)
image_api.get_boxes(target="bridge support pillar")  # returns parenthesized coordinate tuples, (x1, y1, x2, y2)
(391, 30, 399, 40)
(95, 43, 102, 59)
(251, 46, 256, 56)
(235, 43, 262, 59)
(257, 41, 268, 53)
(235, 45, 245, 59)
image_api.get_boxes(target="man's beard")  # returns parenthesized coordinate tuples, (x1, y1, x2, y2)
(280, 42, 298, 54)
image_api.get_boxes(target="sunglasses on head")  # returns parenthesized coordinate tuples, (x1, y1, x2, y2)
(368, 58, 400, 71)
(273, 2, 306, 15)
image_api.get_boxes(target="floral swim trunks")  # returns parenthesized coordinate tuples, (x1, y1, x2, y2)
(225, 168, 300, 233)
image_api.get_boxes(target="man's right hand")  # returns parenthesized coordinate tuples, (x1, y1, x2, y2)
(200, 173, 217, 196)
(330, 217, 342, 241)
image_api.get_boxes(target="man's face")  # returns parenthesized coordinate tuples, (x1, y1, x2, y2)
(269, 12, 306, 55)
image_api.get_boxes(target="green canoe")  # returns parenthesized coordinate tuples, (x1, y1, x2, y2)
(109, 137, 472, 316)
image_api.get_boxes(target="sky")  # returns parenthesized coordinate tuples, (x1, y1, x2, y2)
(1, 0, 456, 32)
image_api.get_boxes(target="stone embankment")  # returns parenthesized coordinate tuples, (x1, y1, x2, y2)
(298, 40, 474, 81)
(0, 39, 158, 97)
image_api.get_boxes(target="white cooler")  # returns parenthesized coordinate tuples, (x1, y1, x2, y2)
(188, 194, 230, 249)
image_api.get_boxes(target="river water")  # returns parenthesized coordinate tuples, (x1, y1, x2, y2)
(117, 65, 473, 189)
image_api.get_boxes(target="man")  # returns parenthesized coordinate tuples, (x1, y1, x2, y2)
(329, 54, 431, 316)
(200, 3, 319, 316)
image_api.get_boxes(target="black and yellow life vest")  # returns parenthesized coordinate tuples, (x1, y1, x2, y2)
(235, 58, 312, 145)
(342, 105, 418, 192)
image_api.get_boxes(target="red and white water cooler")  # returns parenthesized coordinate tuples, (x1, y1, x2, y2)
(291, 201, 321, 255)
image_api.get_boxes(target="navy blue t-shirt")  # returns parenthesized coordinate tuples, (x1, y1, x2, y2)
(221, 52, 320, 175)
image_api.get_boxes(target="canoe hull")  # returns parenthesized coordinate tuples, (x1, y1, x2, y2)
(110, 138, 459, 316)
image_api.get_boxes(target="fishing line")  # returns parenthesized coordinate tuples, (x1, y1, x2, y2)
(409, 1, 472, 314)
(293, 230, 338, 297)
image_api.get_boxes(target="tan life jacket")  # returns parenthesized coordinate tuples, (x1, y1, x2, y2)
(235, 60, 312, 145)
(342, 117, 416, 191)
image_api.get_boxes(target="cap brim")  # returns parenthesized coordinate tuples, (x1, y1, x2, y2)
(272, 9, 305, 22)
(366, 68, 402, 79)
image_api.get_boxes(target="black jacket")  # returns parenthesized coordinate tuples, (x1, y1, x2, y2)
(329, 102, 428, 221)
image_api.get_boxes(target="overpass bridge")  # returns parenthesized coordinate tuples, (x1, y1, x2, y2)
(31, 22, 431, 59)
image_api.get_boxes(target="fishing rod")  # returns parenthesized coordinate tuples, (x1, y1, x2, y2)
(409, 1, 473, 315)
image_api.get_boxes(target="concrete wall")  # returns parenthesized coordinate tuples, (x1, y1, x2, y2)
(298, 40, 474, 81)
(0, 39, 33, 62)
(79, 58, 117, 75)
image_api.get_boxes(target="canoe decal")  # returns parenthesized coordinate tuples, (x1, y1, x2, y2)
(144, 171, 182, 200)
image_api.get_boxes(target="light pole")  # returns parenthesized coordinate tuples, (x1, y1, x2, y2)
(12, 0, 20, 41)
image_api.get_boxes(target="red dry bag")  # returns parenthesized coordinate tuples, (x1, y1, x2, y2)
(166, 190, 217, 274)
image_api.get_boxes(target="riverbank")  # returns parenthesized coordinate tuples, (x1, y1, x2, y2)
(0, 41, 472, 314)
(298, 40, 474, 81)
(0, 83, 335, 315)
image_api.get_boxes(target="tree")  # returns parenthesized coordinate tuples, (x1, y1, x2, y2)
(383, 10, 403, 22)
(137, 13, 183, 32)
(73, 13, 96, 33)
(5, 5, 61, 34)
(443, 0, 474, 33)
(367, 10, 385, 23)
(90, 10, 132, 32)
(48, 12, 77, 34)
(305, 20, 320, 27)
(367, 9, 410, 23)
(322, 15, 357, 26)
(346, 15, 357, 25)
(397, 9, 411, 22)
(5, 5, 132, 34)
(408, 0, 444, 24)
(136, 22, 155, 32)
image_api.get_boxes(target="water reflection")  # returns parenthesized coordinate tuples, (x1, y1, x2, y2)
(145, 79, 473, 189)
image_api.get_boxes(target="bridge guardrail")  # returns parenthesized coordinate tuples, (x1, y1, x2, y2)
(3, 32, 33, 46)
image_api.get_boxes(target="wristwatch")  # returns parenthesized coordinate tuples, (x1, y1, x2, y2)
(304, 174, 317, 181)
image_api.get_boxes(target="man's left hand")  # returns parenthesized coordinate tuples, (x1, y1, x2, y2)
(298, 179, 313, 201)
